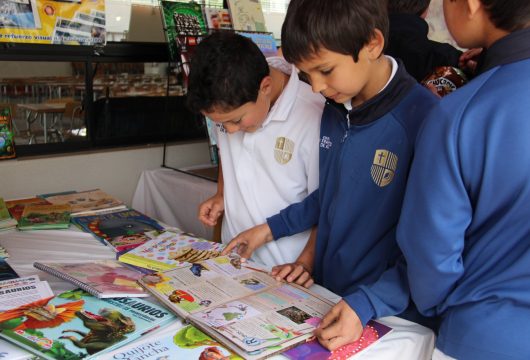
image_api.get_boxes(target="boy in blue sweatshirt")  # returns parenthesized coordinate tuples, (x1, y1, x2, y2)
(397, 1, 530, 359)
(222, 0, 437, 350)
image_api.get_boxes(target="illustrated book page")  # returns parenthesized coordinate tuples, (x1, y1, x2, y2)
(33, 260, 147, 298)
(5, 197, 51, 222)
(227, 0, 267, 32)
(138, 255, 334, 359)
(17, 204, 71, 230)
(0, 275, 53, 311)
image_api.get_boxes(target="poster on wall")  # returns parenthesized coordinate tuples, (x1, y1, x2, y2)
(0, 0, 105, 45)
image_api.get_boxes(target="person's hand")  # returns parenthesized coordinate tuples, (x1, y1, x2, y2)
(459, 48, 483, 74)
(197, 193, 224, 227)
(271, 261, 314, 287)
(221, 223, 273, 260)
(314, 300, 363, 351)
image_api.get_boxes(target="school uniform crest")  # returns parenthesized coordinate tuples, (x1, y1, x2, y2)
(371, 149, 398, 187)
(274, 136, 294, 164)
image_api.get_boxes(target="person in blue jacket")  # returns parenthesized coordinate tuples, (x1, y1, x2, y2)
(396, 1, 530, 359)
(221, 0, 438, 351)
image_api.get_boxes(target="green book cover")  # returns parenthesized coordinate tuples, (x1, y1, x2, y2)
(0, 198, 11, 222)
(0, 106, 16, 160)
(17, 204, 71, 230)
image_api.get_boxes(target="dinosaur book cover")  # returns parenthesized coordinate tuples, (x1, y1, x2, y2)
(0, 289, 176, 360)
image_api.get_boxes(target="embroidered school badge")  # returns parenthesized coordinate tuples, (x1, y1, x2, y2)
(274, 136, 294, 164)
(371, 149, 398, 187)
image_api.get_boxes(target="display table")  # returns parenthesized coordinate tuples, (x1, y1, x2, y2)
(132, 167, 218, 240)
(0, 228, 435, 360)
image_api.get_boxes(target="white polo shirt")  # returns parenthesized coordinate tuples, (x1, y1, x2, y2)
(214, 56, 324, 268)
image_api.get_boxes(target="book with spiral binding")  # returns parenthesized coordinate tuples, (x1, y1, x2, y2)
(33, 259, 147, 298)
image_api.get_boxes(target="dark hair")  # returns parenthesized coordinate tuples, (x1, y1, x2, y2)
(281, 0, 388, 63)
(186, 31, 269, 113)
(388, 0, 431, 16)
(480, 0, 530, 32)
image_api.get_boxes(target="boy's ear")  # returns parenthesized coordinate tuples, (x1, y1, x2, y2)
(366, 29, 385, 60)
(259, 75, 273, 95)
(466, 0, 483, 18)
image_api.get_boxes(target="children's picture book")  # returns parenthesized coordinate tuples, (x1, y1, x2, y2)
(5, 197, 51, 221)
(238, 31, 278, 57)
(33, 260, 147, 298)
(71, 209, 164, 252)
(0, 197, 17, 231)
(283, 320, 393, 359)
(44, 189, 126, 217)
(118, 230, 224, 272)
(227, 0, 267, 32)
(0, 104, 16, 160)
(0, 245, 8, 259)
(0, 338, 36, 360)
(204, 7, 232, 30)
(17, 204, 71, 231)
(0, 276, 54, 311)
(99, 324, 242, 360)
(138, 255, 335, 359)
(161, 0, 208, 61)
(0, 289, 176, 360)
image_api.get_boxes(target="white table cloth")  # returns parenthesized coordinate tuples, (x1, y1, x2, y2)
(132, 168, 217, 240)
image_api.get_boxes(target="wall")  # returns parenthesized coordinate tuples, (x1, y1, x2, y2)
(0, 61, 73, 78)
(0, 141, 211, 205)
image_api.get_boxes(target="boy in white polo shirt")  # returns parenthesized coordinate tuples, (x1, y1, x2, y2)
(186, 32, 324, 269)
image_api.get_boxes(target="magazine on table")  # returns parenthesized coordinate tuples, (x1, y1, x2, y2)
(138, 254, 335, 359)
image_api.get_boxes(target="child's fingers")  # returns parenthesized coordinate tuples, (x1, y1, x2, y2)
(221, 238, 242, 255)
(286, 264, 306, 282)
(274, 264, 295, 281)
(294, 271, 312, 286)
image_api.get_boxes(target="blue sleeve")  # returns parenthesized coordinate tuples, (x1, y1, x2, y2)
(267, 189, 320, 240)
(397, 102, 472, 316)
(343, 256, 410, 326)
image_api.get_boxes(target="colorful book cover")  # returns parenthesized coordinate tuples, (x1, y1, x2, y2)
(5, 197, 51, 221)
(283, 320, 393, 360)
(0, 105, 16, 160)
(204, 7, 232, 30)
(99, 324, 242, 360)
(71, 209, 164, 252)
(227, 0, 267, 32)
(33, 260, 147, 298)
(0, 289, 176, 360)
(238, 31, 277, 57)
(161, 1, 208, 61)
(0, 198, 17, 230)
(118, 231, 224, 272)
(17, 204, 71, 231)
(45, 189, 126, 216)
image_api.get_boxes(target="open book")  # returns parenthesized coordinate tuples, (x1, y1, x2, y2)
(138, 255, 335, 359)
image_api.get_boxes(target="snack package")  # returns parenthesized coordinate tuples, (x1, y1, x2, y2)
(422, 66, 468, 97)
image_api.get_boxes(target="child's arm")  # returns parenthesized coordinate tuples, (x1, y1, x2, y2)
(270, 226, 317, 287)
(314, 300, 363, 351)
(221, 223, 274, 259)
(197, 160, 224, 227)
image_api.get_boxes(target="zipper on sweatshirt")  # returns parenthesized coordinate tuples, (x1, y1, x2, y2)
(342, 112, 351, 142)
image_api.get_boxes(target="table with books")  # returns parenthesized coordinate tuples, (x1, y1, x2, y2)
(0, 191, 436, 360)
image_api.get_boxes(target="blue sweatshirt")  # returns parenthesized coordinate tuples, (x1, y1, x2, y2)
(267, 61, 437, 325)
(397, 28, 530, 360)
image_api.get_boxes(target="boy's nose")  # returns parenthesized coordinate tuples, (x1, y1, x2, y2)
(224, 123, 240, 134)
(311, 79, 327, 94)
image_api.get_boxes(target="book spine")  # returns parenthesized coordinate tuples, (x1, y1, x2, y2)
(33, 262, 101, 298)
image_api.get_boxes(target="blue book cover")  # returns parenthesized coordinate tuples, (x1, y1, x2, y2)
(0, 289, 176, 360)
(72, 209, 164, 252)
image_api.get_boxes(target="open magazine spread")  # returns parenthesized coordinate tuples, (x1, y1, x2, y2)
(139, 255, 335, 359)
